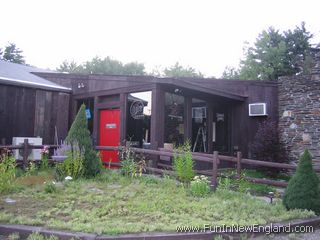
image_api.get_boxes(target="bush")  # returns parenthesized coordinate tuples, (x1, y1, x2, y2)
(62, 147, 84, 179)
(250, 119, 288, 163)
(190, 175, 210, 197)
(173, 141, 194, 184)
(283, 150, 320, 215)
(65, 104, 102, 178)
(0, 149, 16, 193)
(119, 146, 146, 177)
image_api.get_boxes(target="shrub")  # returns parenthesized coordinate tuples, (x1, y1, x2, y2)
(62, 148, 84, 179)
(0, 149, 16, 193)
(173, 141, 194, 184)
(283, 149, 320, 215)
(65, 104, 102, 178)
(250, 119, 288, 163)
(190, 175, 210, 197)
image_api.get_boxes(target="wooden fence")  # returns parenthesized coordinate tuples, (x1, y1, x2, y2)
(0, 139, 59, 169)
(96, 145, 320, 189)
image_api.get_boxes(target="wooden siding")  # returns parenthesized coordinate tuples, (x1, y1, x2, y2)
(0, 84, 70, 145)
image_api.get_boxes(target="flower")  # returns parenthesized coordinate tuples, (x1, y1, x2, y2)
(65, 176, 73, 181)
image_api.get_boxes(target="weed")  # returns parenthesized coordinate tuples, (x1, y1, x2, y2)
(173, 141, 194, 184)
(44, 181, 57, 193)
(0, 149, 16, 193)
(190, 175, 210, 197)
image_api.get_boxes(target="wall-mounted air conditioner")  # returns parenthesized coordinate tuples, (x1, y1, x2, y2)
(12, 137, 43, 160)
(249, 103, 267, 116)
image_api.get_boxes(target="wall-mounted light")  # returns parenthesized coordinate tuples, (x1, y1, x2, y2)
(77, 82, 85, 89)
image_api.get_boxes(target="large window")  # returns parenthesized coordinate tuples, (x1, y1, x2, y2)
(126, 91, 152, 148)
(191, 98, 208, 152)
(164, 92, 185, 145)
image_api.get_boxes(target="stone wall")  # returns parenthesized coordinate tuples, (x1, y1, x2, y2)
(278, 67, 320, 164)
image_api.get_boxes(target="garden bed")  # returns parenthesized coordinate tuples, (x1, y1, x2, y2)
(0, 170, 314, 235)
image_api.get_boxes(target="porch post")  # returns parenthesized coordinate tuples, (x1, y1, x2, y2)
(184, 96, 192, 142)
(150, 85, 164, 150)
(120, 93, 128, 146)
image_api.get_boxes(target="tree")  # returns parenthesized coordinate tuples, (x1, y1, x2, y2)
(65, 104, 102, 178)
(0, 43, 25, 64)
(283, 150, 320, 215)
(164, 62, 203, 78)
(223, 23, 313, 81)
(57, 56, 146, 75)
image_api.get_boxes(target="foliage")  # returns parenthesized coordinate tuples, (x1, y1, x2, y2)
(0, 149, 16, 193)
(119, 146, 146, 177)
(173, 141, 195, 184)
(65, 104, 102, 177)
(0, 42, 25, 64)
(283, 150, 320, 215)
(190, 175, 210, 197)
(53, 141, 71, 156)
(218, 170, 276, 195)
(57, 56, 146, 75)
(40, 145, 49, 170)
(163, 62, 203, 78)
(25, 160, 37, 176)
(223, 23, 313, 81)
(44, 181, 57, 194)
(61, 148, 84, 179)
(0, 174, 314, 235)
(250, 119, 288, 165)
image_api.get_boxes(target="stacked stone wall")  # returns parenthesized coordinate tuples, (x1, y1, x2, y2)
(278, 73, 320, 165)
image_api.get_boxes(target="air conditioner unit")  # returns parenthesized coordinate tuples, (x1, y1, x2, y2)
(192, 107, 207, 118)
(249, 103, 267, 116)
(12, 137, 43, 160)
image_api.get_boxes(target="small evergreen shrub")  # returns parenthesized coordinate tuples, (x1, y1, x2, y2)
(173, 141, 195, 184)
(0, 149, 16, 193)
(190, 175, 210, 197)
(283, 149, 320, 215)
(65, 104, 102, 178)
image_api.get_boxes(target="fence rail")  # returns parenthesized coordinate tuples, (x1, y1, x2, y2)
(0, 139, 59, 169)
(96, 145, 320, 189)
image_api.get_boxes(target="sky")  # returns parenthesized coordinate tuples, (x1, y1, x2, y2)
(1, 0, 319, 77)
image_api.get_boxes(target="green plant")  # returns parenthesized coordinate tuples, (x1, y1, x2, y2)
(120, 146, 137, 177)
(44, 181, 57, 193)
(40, 145, 49, 170)
(65, 104, 102, 178)
(0, 149, 16, 193)
(27, 232, 58, 240)
(173, 141, 194, 184)
(62, 147, 84, 179)
(8, 232, 20, 240)
(190, 175, 210, 197)
(25, 160, 37, 176)
(283, 149, 320, 215)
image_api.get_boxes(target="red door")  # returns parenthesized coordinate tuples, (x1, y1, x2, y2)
(99, 109, 120, 167)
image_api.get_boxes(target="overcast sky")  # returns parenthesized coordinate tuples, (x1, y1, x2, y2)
(1, 0, 319, 77)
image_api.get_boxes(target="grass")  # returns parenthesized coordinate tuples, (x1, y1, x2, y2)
(0, 170, 315, 235)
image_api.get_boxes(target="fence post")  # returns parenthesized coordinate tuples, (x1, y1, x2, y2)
(236, 151, 242, 179)
(23, 139, 29, 170)
(211, 151, 219, 191)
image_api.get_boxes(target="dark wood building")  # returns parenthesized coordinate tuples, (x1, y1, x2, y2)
(0, 61, 71, 145)
(36, 72, 278, 160)
(1, 60, 278, 162)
